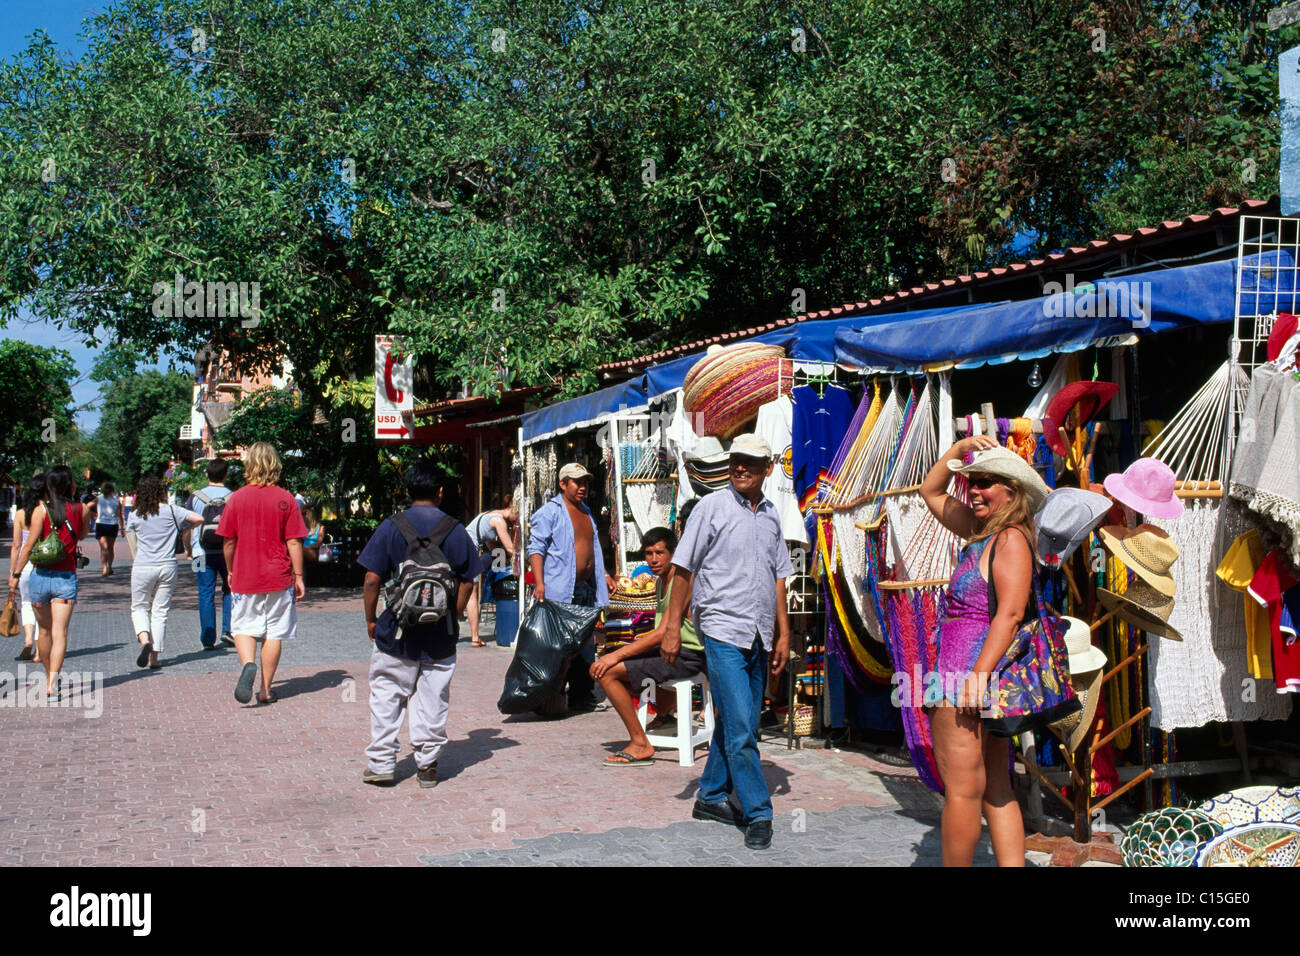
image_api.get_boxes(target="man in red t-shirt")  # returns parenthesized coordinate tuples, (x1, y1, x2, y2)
(216, 443, 309, 705)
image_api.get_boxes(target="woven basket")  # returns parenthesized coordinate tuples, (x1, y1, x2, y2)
(682, 343, 787, 439)
(775, 704, 816, 737)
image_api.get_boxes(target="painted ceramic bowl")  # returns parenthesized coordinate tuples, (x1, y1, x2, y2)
(1120, 807, 1223, 867)
(1198, 786, 1300, 828)
(1195, 823, 1300, 867)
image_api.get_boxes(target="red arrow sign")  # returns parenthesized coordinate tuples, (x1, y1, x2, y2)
(376, 425, 410, 438)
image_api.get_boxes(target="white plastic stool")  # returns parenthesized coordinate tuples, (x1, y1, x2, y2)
(635, 672, 714, 767)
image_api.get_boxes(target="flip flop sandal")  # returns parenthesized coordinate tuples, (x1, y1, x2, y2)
(602, 750, 654, 768)
(234, 662, 257, 703)
(257, 692, 277, 705)
(149, 662, 162, 670)
(470, 640, 488, 648)
(136, 641, 154, 668)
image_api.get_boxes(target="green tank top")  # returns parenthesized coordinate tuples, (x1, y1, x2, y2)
(658, 578, 702, 653)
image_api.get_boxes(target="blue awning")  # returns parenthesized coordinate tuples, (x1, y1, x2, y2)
(521, 378, 649, 443)
(641, 301, 1004, 399)
(834, 257, 1242, 372)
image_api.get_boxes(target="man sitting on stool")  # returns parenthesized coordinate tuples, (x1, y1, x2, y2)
(591, 527, 705, 767)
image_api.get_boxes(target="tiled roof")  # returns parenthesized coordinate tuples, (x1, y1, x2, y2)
(595, 198, 1276, 377)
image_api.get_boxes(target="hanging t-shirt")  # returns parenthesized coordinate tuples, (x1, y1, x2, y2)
(1247, 549, 1300, 694)
(791, 383, 855, 515)
(1216, 529, 1273, 680)
(755, 395, 809, 544)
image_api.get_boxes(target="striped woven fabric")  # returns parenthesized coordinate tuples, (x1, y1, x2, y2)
(682, 343, 788, 439)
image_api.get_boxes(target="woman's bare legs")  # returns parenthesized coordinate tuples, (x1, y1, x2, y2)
(981, 734, 1025, 866)
(930, 705, 986, 866)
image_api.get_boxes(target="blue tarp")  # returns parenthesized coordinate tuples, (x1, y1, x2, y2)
(641, 301, 1004, 399)
(834, 257, 1241, 372)
(521, 377, 648, 442)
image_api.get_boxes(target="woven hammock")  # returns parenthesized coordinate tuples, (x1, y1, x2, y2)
(682, 343, 789, 439)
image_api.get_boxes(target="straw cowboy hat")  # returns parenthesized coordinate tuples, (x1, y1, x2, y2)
(1103, 457, 1184, 520)
(948, 446, 1051, 512)
(1043, 380, 1119, 457)
(1035, 487, 1112, 566)
(1044, 619, 1107, 752)
(1097, 524, 1179, 597)
(1096, 579, 1184, 641)
(1050, 670, 1106, 754)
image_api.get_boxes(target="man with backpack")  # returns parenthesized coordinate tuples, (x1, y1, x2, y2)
(357, 459, 481, 788)
(184, 458, 234, 651)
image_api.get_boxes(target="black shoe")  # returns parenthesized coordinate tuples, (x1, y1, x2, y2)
(136, 641, 154, 668)
(14, 645, 33, 662)
(744, 819, 773, 850)
(416, 762, 439, 789)
(202, 645, 220, 652)
(220, 632, 235, 647)
(692, 799, 740, 826)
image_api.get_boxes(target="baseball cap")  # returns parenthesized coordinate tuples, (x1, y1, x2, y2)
(728, 433, 772, 460)
(558, 462, 592, 482)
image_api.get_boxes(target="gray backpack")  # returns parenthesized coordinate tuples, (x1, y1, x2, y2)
(382, 511, 459, 631)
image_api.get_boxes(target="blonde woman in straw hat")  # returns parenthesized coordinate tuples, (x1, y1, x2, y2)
(920, 437, 1078, 866)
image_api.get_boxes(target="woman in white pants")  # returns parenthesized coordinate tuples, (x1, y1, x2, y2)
(125, 476, 202, 669)
(8, 476, 45, 663)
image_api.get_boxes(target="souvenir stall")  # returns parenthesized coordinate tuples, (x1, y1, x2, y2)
(823, 223, 1300, 862)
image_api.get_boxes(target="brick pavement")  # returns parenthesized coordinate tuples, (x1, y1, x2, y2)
(0, 546, 1044, 866)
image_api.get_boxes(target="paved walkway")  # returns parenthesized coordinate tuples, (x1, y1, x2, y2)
(1, 544, 1022, 866)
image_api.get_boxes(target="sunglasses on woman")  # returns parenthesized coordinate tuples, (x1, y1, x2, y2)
(968, 476, 1004, 490)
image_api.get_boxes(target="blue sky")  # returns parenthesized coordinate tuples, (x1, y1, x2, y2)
(0, 1, 120, 431)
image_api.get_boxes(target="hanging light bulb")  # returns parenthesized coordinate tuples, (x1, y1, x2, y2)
(1027, 362, 1043, 388)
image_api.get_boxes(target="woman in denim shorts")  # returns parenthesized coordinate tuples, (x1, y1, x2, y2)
(8, 467, 95, 697)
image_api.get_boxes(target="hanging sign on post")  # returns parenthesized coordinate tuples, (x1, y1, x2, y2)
(375, 335, 414, 440)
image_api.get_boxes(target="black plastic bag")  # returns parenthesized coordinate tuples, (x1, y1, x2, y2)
(497, 599, 601, 714)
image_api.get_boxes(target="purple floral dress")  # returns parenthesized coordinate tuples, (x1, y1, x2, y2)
(936, 533, 1080, 734)
(937, 539, 993, 706)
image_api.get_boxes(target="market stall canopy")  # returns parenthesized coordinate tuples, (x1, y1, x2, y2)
(522, 377, 649, 443)
(833, 257, 1258, 372)
(641, 301, 1003, 399)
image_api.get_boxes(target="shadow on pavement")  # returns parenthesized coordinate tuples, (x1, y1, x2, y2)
(437, 728, 519, 782)
(271, 668, 351, 701)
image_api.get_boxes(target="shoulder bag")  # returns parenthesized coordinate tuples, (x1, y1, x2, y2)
(981, 527, 1081, 736)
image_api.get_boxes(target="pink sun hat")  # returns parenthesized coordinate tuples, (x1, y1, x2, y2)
(1103, 457, 1184, 520)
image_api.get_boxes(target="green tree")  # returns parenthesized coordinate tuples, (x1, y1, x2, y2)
(0, 340, 76, 477)
(0, 0, 1290, 408)
(94, 369, 193, 483)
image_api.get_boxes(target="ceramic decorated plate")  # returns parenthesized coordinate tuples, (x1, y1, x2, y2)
(1195, 823, 1300, 867)
(1197, 786, 1300, 828)
(1120, 807, 1223, 867)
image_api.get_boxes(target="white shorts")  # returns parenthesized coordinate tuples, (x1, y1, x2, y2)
(230, 588, 297, 641)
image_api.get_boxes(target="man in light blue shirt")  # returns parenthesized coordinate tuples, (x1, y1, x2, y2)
(527, 462, 614, 711)
(663, 433, 792, 850)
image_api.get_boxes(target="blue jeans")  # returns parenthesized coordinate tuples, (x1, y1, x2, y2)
(195, 552, 231, 647)
(697, 633, 771, 823)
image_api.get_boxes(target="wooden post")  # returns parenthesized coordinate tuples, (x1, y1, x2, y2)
(1073, 740, 1093, 843)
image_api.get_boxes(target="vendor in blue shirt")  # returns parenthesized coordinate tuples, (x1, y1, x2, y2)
(526, 461, 617, 712)
(357, 460, 483, 789)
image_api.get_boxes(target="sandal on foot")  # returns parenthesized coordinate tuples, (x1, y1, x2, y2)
(234, 662, 257, 703)
(602, 750, 654, 768)
(136, 641, 154, 668)
(257, 691, 277, 705)
(470, 640, 487, 648)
